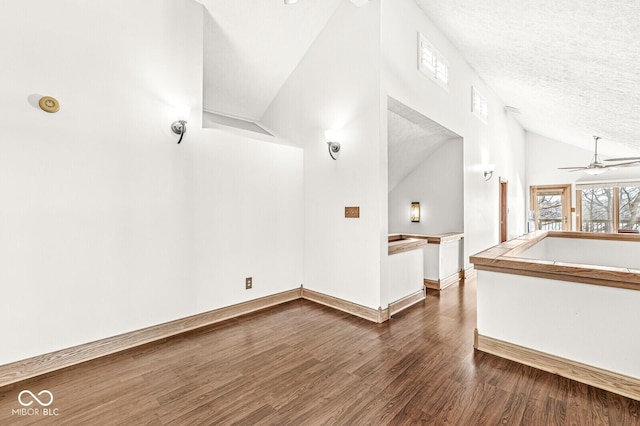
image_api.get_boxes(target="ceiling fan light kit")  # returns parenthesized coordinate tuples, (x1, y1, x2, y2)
(558, 136, 640, 175)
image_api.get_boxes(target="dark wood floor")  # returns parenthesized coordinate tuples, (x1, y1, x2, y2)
(1, 280, 639, 425)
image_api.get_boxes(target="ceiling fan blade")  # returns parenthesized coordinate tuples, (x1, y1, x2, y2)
(559, 137, 640, 172)
(604, 161, 640, 168)
(604, 157, 640, 162)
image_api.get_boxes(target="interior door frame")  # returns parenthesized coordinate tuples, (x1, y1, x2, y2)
(499, 178, 508, 243)
(530, 184, 572, 231)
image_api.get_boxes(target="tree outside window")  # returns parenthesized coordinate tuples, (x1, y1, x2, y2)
(580, 188, 613, 233)
(619, 186, 640, 231)
(536, 194, 562, 230)
(579, 184, 640, 233)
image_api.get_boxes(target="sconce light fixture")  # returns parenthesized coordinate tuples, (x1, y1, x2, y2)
(483, 164, 494, 181)
(171, 104, 190, 144)
(171, 120, 187, 144)
(324, 129, 341, 160)
(410, 202, 420, 222)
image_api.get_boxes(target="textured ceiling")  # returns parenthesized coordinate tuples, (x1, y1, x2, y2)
(388, 98, 461, 191)
(200, 0, 342, 121)
(415, 0, 640, 156)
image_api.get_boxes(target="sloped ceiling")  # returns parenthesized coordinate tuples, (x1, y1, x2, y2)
(415, 0, 640, 157)
(388, 98, 461, 191)
(198, 0, 640, 162)
(200, 0, 342, 121)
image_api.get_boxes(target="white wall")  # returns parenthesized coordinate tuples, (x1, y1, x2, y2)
(519, 237, 640, 269)
(381, 0, 527, 263)
(525, 132, 591, 229)
(0, 0, 303, 365)
(477, 270, 640, 378)
(387, 250, 423, 303)
(526, 132, 595, 187)
(388, 138, 463, 235)
(263, 1, 384, 309)
(421, 241, 463, 281)
(441, 240, 463, 279)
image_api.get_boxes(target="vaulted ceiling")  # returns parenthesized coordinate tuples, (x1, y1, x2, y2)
(199, 0, 640, 158)
(199, 0, 342, 121)
(387, 98, 461, 191)
(415, 0, 640, 156)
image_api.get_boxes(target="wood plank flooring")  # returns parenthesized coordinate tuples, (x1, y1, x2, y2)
(1, 280, 639, 425)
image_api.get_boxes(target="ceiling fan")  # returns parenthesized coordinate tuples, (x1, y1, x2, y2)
(558, 136, 640, 175)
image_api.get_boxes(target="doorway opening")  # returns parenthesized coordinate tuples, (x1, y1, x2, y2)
(387, 97, 463, 236)
(386, 97, 465, 297)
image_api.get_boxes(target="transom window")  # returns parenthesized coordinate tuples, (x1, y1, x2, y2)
(418, 33, 449, 90)
(471, 86, 488, 123)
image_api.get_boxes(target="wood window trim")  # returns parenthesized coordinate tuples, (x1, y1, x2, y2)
(500, 180, 508, 243)
(577, 185, 629, 233)
(530, 184, 572, 231)
(576, 189, 582, 231)
(613, 188, 620, 232)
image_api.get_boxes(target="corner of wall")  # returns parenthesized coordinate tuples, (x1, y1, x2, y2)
(262, 0, 384, 309)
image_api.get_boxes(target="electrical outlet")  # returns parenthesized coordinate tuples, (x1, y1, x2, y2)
(245, 277, 252, 289)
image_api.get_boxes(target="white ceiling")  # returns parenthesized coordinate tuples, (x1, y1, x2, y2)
(388, 98, 461, 191)
(199, 0, 640, 159)
(200, 0, 342, 121)
(415, 0, 640, 157)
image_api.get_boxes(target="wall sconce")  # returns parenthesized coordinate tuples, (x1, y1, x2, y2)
(483, 164, 494, 181)
(172, 120, 187, 144)
(171, 105, 190, 144)
(324, 129, 341, 160)
(410, 202, 420, 222)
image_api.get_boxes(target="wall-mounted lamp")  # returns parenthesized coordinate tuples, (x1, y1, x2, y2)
(410, 202, 420, 222)
(324, 129, 341, 160)
(483, 164, 494, 181)
(171, 120, 187, 144)
(171, 105, 190, 144)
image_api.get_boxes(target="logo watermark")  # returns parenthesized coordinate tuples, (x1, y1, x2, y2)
(18, 390, 54, 407)
(11, 390, 60, 417)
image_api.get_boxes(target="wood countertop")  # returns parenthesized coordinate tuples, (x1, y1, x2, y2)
(470, 231, 640, 291)
(388, 237, 429, 255)
(388, 232, 464, 255)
